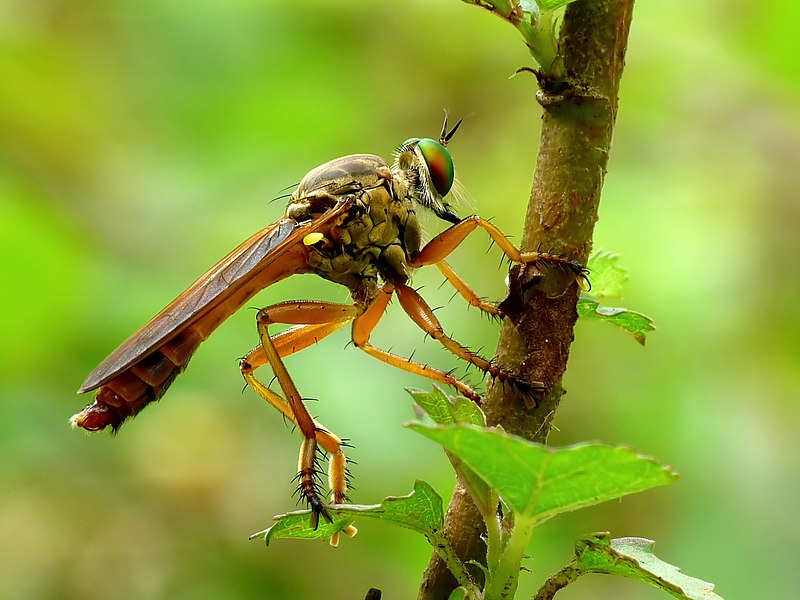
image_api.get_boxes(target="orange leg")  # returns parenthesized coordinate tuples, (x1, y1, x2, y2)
(436, 260, 503, 317)
(239, 300, 359, 545)
(410, 215, 587, 284)
(392, 283, 543, 403)
(350, 285, 483, 404)
(244, 319, 355, 371)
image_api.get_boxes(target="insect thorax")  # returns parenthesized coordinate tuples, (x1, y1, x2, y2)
(287, 154, 424, 307)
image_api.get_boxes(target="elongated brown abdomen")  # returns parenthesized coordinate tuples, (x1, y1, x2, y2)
(73, 224, 314, 432)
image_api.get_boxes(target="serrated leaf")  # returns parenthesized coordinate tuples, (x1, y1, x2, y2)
(574, 533, 724, 599)
(407, 388, 494, 517)
(253, 480, 444, 545)
(354, 479, 445, 537)
(578, 251, 654, 343)
(586, 250, 629, 298)
(256, 480, 477, 589)
(254, 511, 354, 545)
(407, 386, 485, 427)
(577, 296, 655, 345)
(408, 424, 678, 524)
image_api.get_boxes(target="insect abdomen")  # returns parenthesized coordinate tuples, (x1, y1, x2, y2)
(73, 244, 312, 433)
(72, 325, 206, 432)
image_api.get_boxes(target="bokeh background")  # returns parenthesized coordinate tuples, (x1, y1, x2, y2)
(2, 1, 797, 598)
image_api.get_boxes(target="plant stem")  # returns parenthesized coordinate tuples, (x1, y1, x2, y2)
(418, 1, 635, 597)
(531, 563, 582, 600)
(484, 518, 536, 600)
(419, 485, 489, 596)
(484, 510, 503, 577)
(434, 538, 481, 593)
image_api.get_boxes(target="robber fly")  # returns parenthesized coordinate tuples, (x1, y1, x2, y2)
(74, 118, 586, 542)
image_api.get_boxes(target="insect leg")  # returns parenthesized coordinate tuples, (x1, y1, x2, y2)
(244, 319, 353, 370)
(240, 344, 356, 547)
(435, 260, 503, 318)
(393, 283, 544, 404)
(351, 284, 483, 404)
(410, 215, 588, 283)
(239, 301, 360, 543)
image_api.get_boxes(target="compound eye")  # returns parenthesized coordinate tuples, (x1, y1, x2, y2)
(417, 138, 455, 197)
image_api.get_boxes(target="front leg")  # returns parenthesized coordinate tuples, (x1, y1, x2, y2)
(410, 215, 588, 284)
(436, 260, 503, 318)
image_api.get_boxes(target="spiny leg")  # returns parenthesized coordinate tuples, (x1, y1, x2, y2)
(411, 215, 588, 283)
(239, 300, 360, 543)
(409, 217, 587, 404)
(393, 282, 544, 406)
(244, 319, 353, 369)
(351, 284, 483, 404)
(436, 260, 503, 318)
(240, 357, 356, 546)
(241, 364, 347, 494)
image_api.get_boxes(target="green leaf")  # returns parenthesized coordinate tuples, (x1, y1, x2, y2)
(408, 388, 495, 519)
(577, 250, 655, 344)
(408, 386, 485, 427)
(535, 0, 580, 11)
(407, 424, 678, 524)
(574, 533, 725, 599)
(352, 479, 445, 538)
(251, 480, 477, 589)
(586, 250, 629, 298)
(252, 480, 444, 545)
(252, 510, 354, 545)
(577, 296, 655, 345)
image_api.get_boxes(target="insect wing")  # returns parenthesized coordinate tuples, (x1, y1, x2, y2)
(79, 197, 355, 393)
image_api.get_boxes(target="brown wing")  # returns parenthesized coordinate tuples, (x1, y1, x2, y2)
(79, 197, 354, 393)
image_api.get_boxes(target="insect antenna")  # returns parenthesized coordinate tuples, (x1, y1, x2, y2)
(439, 114, 464, 146)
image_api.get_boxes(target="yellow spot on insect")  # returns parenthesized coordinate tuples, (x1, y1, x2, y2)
(303, 232, 326, 246)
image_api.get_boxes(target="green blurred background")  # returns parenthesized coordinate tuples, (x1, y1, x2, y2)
(2, 1, 798, 598)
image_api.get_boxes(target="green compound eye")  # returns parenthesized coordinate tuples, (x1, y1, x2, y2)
(417, 138, 455, 197)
